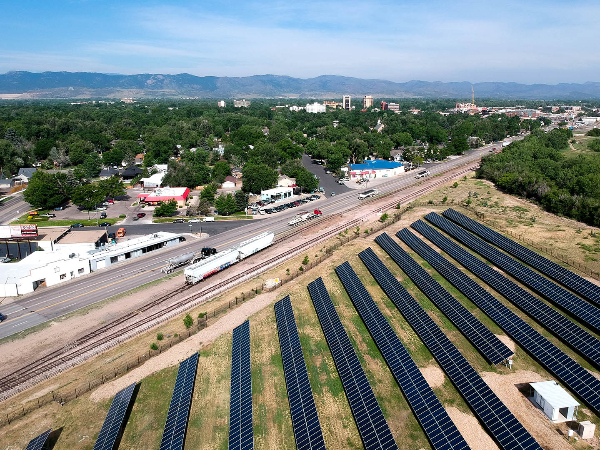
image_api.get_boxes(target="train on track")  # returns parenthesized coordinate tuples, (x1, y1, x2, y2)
(161, 247, 217, 274)
(184, 231, 275, 284)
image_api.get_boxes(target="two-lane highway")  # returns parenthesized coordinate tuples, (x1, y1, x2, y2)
(0, 138, 512, 339)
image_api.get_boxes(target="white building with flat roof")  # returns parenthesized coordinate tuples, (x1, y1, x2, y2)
(342, 95, 351, 110)
(530, 381, 580, 422)
(306, 102, 326, 113)
(260, 186, 293, 203)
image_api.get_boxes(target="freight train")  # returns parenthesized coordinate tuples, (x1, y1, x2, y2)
(161, 247, 217, 274)
(184, 231, 275, 284)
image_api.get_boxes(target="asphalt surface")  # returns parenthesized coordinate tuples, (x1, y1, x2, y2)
(0, 137, 519, 339)
(301, 154, 352, 196)
(0, 193, 30, 226)
(71, 220, 248, 236)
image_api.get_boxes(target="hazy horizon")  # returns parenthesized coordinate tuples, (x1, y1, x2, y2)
(1, 1, 599, 85)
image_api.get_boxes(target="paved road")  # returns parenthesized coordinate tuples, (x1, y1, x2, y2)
(0, 137, 518, 339)
(71, 220, 251, 237)
(0, 193, 30, 225)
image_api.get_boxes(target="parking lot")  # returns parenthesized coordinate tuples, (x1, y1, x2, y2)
(301, 154, 353, 197)
(250, 193, 323, 216)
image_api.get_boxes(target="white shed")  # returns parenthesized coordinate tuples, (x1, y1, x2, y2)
(530, 381, 579, 422)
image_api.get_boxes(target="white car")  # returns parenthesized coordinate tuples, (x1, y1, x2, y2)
(188, 219, 201, 223)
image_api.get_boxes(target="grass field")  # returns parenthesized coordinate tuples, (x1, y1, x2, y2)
(11, 213, 120, 227)
(3, 173, 600, 449)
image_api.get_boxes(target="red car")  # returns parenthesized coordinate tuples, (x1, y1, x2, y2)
(314, 209, 322, 215)
(137, 212, 146, 218)
(108, 199, 114, 204)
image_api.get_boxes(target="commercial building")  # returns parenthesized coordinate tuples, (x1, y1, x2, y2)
(234, 99, 251, 108)
(348, 159, 404, 180)
(137, 187, 190, 207)
(306, 102, 326, 113)
(387, 103, 400, 112)
(140, 172, 166, 189)
(529, 381, 579, 423)
(88, 232, 182, 270)
(323, 100, 341, 109)
(217, 100, 226, 107)
(363, 95, 373, 109)
(260, 186, 294, 203)
(342, 95, 351, 110)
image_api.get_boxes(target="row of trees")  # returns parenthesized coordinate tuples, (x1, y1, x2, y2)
(477, 128, 600, 226)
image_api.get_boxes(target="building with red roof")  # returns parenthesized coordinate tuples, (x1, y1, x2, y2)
(137, 187, 190, 207)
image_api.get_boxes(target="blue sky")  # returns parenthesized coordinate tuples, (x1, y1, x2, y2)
(1, 0, 598, 83)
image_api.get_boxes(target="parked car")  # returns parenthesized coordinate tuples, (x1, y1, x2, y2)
(137, 212, 146, 218)
(96, 206, 107, 211)
(53, 206, 64, 211)
(132, 216, 139, 221)
(0, 257, 11, 263)
(107, 199, 114, 204)
(188, 219, 201, 223)
(28, 211, 39, 215)
(102, 202, 110, 206)
(71, 223, 84, 228)
(99, 222, 111, 227)
(203, 217, 215, 222)
(100, 212, 107, 219)
(117, 227, 126, 237)
(41, 213, 56, 218)
(0, 313, 6, 322)
(108, 232, 116, 239)
(173, 218, 185, 223)
(330, 192, 335, 197)
(313, 209, 322, 215)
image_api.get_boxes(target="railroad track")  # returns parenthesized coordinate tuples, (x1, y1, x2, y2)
(0, 162, 478, 399)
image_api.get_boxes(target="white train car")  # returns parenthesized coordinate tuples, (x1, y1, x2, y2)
(237, 232, 275, 259)
(184, 248, 239, 284)
(162, 252, 198, 274)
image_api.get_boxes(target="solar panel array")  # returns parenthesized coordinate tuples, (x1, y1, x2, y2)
(385, 231, 512, 365)
(335, 262, 470, 450)
(274, 296, 327, 450)
(25, 429, 52, 450)
(160, 352, 199, 450)
(443, 208, 600, 306)
(93, 382, 136, 450)
(370, 236, 542, 450)
(229, 320, 254, 450)
(307, 278, 398, 450)
(425, 212, 600, 334)
(419, 215, 600, 371)
(408, 221, 600, 415)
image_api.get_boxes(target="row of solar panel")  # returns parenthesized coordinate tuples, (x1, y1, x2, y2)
(334, 262, 470, 450)
(442, 209, 600, 306)
(229, 321, 254, 450)
(429, 211, 600, 335)
(368, 237, 542, 450)
(407, 219, 600, 415)
(420, 214, 600, 372)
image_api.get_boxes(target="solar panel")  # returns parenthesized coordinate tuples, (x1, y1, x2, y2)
(274, 296, 326, 450)
(426, 212, 600, 334)
(369, 237, 541, 450)
(307, 278, 398, 450)
(442, 208, 600, 306)
(422, 213, 600, 370)
(25, 429, 51, 450)
(160, 352, 199, 450)
(93, 382, 136, 450)
(410, 219, 600, 415)
(335, 262, 470, 450)
(229, 320, 254, 450)
(385, 231, 512, 365)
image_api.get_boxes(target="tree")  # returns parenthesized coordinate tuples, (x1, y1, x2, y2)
(183, 313, 193, 329)
(146, 135, 175, 164)
(242, 163, 278, 194)
(294, 167, 319, 192)
(23, 172, 70, 209)
(49, 147, 70, 169)
(82, 153, 102, 178)
(588, 139, 600, 152)
(98, 175, 126, 199)
(197, 198, 211, 216)
(212, 160, 231, 183)
(154, 199, 178, 217)
(392, 132, 413, 148)
(102, 148, 125, 167)
(234, 190, 249, 212)
(113, 140, 140, 167)
(200, 182, 219, 203)
(72, 184, 105, 214)
(214, 193, 237, 215)
(34, 139, 55, 160)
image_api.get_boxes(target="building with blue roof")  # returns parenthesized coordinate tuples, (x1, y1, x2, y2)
(347, 159, 404, 180)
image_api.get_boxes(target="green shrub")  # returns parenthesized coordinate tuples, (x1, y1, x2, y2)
(379, 213, 389, 222)
(183, 313, 193, 329)
(302, 255, 309, 265)
(157, 333, 164, 341)
(150, 343, 158, 350)
(119, 214, 126, 218)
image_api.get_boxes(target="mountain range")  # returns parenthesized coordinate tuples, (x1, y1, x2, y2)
(0, 71, 599, 100)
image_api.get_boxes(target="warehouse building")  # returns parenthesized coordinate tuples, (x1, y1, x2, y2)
(260, 186, 294, 203)
(88, 232, 182, 270)
(348, 159, 404, 180)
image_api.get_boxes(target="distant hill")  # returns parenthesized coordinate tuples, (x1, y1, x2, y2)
(0, 71, 599, 100)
